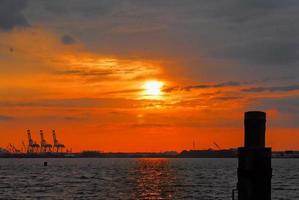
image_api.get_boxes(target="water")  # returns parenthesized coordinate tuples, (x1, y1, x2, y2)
(0, 158, 298, 199)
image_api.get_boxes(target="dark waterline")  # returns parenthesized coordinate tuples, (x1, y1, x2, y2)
(0, 158, 298, 199)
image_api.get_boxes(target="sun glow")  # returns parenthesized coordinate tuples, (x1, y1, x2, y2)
(144, 80, 164, 96)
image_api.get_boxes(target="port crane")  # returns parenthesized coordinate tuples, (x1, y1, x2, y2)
(27, 130, 40, 153)
(213, 142, 221, 150)
(10, 144, 20, 153)
(52, 130, 65, 152)
(6, 144, 20, 153)
(22, 141, 27, 153)
(40, 130, 52, 152)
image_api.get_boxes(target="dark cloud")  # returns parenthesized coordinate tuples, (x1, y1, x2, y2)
(214, 81, 241, 87)
(54, 63, 147, 77)
(131, 123, 171, 128)
(103, 89, 142, 95)
(164, 81, 242, 92)
(0, 0, 29, 31)
(63, 116, 87, 121)
(252, 76, 298, 84)
(212, 96, 242, 101)
(0, 115, 14, 121)
(61, 34, 75, 45)
(55, 69, 114, 77)
(242, 84, 299, 93)
(54, 68, 139, 83)
(0, 98, 130, 108)
(0, 98, 160, 109)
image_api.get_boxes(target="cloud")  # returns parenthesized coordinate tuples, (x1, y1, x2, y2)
(0, 115, 14, 121)
(212, 96, 242, 101)
(54, 69, 115, 77)
(193, 0, 299, 68)
(103, 89, 142, 95)
(0, 98, 160, 109)
(0, 0, 29, 31)
(165, 76, 299, 93)
(52, 56, 162, 83)
(220, 41, 299, 66)
(61, 34, 75, 45)
(242, 84, 299, 93)
(22, 0, 299, 80)
(211, 0, 286, 23)
(246, 95, 299, 128)
(164, 81, 242, 92)
(131, 123, 172, 128)
(214, 81, 241, 87)
(39, 0, 117, 17)
(63, 116, 86, 121)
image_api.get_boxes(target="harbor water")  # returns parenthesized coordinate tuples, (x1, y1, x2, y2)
(0, 158, 298, 199)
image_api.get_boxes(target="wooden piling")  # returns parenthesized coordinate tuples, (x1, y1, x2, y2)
(237, 111, 272, 200)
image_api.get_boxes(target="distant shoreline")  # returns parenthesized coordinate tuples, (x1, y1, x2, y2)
(1, 149, 299, 159)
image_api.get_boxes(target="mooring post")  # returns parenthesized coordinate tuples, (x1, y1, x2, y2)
(237, 111, 272, 200)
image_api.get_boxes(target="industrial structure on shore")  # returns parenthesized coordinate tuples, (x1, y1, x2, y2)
(27, 129, 65, 153)
(7, 129, 66, 154)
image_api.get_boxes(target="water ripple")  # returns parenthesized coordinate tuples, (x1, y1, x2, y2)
(0, 158, 298, 199)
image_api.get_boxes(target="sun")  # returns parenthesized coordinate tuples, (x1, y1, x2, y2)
(144, 80, 164, 96)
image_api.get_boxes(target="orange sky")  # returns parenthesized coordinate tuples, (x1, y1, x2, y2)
(1, 1, 299, 152)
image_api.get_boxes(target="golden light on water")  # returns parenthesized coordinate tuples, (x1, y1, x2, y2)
(144, 80, 164, 96)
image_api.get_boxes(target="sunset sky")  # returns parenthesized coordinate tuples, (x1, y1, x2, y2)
(0, 0, 299, 152)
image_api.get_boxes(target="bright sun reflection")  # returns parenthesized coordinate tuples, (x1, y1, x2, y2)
(144, 80, 164, 96)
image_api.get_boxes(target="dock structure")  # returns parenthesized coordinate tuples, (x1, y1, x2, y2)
(236, 111, 272, 200)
